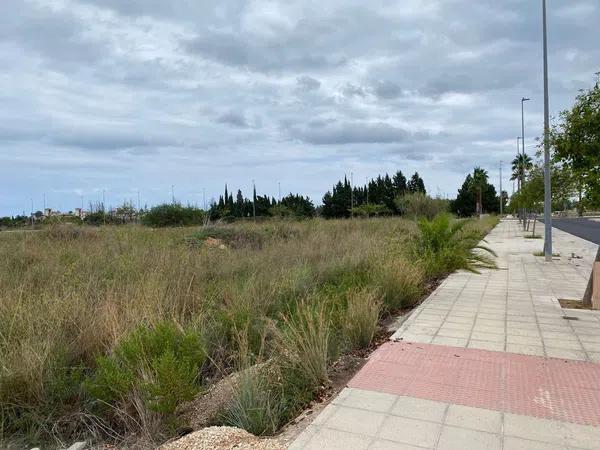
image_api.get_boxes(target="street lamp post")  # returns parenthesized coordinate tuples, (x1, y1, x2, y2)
(521, 97, 530, 231)
(499, 161, 503, 216)
(542, 0, 552, 261)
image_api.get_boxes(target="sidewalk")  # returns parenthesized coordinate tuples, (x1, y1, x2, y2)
(291, 220, 600, 450)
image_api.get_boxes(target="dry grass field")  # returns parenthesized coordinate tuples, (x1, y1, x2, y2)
(0, 216, 497, 448)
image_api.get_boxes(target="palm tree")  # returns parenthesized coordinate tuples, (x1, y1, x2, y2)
(471, 167, 488, 217)
(510, 153, 533, 191)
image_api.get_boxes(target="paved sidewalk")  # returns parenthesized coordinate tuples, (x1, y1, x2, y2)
(291, 220, 600, 450)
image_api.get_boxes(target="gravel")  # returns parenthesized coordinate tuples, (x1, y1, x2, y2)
(158, 426, 284, 450)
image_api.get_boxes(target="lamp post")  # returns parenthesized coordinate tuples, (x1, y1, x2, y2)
(542, 0, 552, 261)
(521, 97, 530, 230)
(499, 161, 503, 216)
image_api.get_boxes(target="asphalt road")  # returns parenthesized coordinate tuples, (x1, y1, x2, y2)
(548, 217, 600, 245)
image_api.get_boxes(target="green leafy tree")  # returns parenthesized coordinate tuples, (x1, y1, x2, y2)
(550, 78, 600, 211)
(451, 168, 500, 217)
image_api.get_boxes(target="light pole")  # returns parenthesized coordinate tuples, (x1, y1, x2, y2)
(499, 161, 503, 216)
(542, 0, 552, 261)
(516, 137, 521, 191)
(521, 97, 530, 230)
(252, 179, 256, 221)
(350, 172, 354, 218)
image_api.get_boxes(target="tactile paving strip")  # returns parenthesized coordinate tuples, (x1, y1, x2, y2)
(348, 341, 600, 426)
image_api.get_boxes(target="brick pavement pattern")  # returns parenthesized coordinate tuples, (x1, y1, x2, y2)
(291, 220, 600, 450)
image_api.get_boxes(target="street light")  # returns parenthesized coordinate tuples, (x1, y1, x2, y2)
(542, 0, 552, 261)
(521, 97, 530, 230)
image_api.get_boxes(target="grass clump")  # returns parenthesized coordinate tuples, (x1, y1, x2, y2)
(223, 366, 284, 436)
(275, 302, 333, 388)
(342, 289, 382, 350)
(374, 261, 424, 311)
(525, 234, 542, 239)
(533, 251, 560, 257)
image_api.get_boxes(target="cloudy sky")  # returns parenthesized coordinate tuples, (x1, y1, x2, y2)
(1, 0, 599, 215)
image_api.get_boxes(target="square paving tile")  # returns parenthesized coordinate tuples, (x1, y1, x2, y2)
(300, 427, 372, 450)
(390, 396, 447, 423)
(333, 388, 397, 413)
(325, 406, 385, 436)
(468, 340, 505, 352)
(502, 436, 566, 450)
(377, 415, 441, 448)
(436, 426, 501, 450)
(444, 404, 502, 433)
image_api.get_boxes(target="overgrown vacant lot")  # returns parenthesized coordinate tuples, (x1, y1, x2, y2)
(0, 216, 497, 448)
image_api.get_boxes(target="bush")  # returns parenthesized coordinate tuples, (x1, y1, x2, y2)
(342, 289, 382, 350)
(395, 193, 449, 220)
(142, 204, 205, 227)
(414, 214, 496, 277)
(85, 322, 206, 417)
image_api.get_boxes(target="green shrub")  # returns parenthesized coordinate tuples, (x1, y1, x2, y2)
(395, 193, 449, 220)
(85, 322, 206, 416)
(142, 204, 205, 227)
(342, 289, 382, 350)
(414, 214, 496, 277)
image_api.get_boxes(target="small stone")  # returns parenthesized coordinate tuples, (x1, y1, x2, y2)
(66, 442, 87, 450)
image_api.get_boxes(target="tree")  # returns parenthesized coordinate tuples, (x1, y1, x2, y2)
(471, 167, 489, 216)
(321, 177, 352, 218)
(451, 174, 476, 217)
(407, 172, 426, 194)
(510, 153, 533, 191)
(450, 168, 500, 217)
(392, 170, 407, 196)
(550, 78, 600, 211)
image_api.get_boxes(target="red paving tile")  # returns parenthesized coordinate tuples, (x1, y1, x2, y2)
(348, 341, 600, 426)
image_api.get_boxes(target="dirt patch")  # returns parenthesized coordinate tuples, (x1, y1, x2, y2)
(559, 298, 593, 310)
(158, 426, 284, 450)
(178, 371, 240, 430)
(203, 237, 227, 249)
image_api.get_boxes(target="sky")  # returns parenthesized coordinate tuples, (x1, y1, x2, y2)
(1, 0, 599, 215)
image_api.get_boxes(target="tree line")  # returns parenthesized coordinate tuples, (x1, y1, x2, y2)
(508, 76, 600, 215)
(322, 171, 426, 218)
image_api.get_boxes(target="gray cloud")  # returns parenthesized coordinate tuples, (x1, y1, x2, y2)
(216, 111, 250, 128)
(296, 76, 321, 92)
(289, 121, 413, 145)
(372, 80, 403, 99)
(0, 0, 599, 214)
